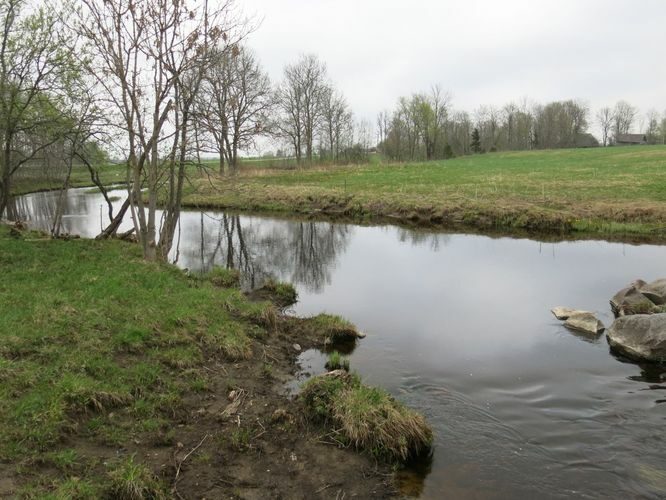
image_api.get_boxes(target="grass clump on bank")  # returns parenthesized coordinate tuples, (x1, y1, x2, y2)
(246, 278, 298, 308)
(261, 278, 298, 306)
(204, 266, 241, 288)
(310, 313, 363, 345)
(325, 351, 350, 371)
(0, 224, 270, 495)
(301, 371, 432, 461)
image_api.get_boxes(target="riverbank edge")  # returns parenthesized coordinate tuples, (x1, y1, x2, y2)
(10, 181, 665, 246)
(0, 222, 430, 498)
(180, 190, 666, 245)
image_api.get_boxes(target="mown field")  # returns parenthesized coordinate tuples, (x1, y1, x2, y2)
(183, 146, 666, 239)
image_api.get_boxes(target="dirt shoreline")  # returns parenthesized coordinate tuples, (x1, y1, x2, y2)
(146, 313, 400, 499)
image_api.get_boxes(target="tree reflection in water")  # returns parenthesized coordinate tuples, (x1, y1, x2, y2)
(174, 212, 352, 292)
(397, 227, 451, 251)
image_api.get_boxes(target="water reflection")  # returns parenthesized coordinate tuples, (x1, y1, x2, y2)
(7, 189, 352, 293)
(174, 211, 351, 292)
(397, 227, 450, 250)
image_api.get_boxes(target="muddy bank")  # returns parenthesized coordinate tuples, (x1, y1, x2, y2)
(149, 312, 401, 499)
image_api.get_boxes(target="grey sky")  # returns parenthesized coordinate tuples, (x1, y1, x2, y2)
(240, 0, 666, 133)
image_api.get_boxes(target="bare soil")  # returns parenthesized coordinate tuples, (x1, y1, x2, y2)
(161, 314, 397, 499)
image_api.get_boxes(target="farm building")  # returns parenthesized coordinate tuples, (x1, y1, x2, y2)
(615, 133, 647, 145)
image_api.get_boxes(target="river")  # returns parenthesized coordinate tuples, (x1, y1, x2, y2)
(8, 187, 666, 499)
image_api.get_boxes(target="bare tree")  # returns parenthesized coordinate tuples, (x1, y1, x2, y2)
(320, 86, 352, 162)
(596, 107, 613, 146)
(274, 54, 328, 164)
(77, 0, 244, 261)
(644, 109, 660, 144)
(195, 45, 271, 175)
(613, 100, 637, 140)
(376, 110, 390, 153)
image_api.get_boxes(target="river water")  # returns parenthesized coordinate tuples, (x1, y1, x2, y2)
(8, 187, 666, 499)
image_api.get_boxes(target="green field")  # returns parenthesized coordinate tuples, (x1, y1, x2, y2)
(183, 146, 666, 239)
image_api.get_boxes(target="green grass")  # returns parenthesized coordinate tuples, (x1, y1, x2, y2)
(309, 313, 362, 345)
(203, 266, 241, 288)
(182, 146, 666, 238)
(325, 351, 350, 371)
(0, 224, 275, 495)
(107, 455, 167, 500)
(11, 163, 128, 196)
(301, 371, 432, 462)
(259, 278, 298, 307)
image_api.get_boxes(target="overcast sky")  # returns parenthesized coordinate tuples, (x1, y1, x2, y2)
(238, 0, 666, 134)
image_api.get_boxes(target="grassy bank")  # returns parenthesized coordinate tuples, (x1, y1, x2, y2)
(182, 146, 666, 240)
(0, 224, 426, 497)
(11, 163, 128, 196)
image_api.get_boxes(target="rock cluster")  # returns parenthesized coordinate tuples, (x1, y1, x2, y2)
(553, 278, 666, 363)
(606, 279, 666, 363)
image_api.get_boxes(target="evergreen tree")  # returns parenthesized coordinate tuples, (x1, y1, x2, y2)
(470, 128, 481, 153)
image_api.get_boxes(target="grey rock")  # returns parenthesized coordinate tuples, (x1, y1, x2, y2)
(564, 312, 605, 335)
(640, 279, 666, 306)
(607, 313, 666, 362)
(610, 281, 655, 317)
(551, 307, 591, 321)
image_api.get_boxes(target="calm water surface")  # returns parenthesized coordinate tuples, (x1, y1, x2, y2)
(8, 188, 666, 499)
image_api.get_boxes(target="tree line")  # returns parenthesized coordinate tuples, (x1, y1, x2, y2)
(377, 93, 666, 161)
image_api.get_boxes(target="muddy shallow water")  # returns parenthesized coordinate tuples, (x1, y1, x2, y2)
(8, 188, 666, 499)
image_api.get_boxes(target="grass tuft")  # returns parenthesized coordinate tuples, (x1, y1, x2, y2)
(309, 314, 361, 345)
(107, 455, 167, 500)
(301, 371, 432, 461)
(325, 351, 350, 371)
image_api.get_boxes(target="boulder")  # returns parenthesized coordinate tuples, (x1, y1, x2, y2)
(564, 312, 605, 336)
(640, 279, 666, 306)
(607, 313, 666, 362)
(551, 307, 591, 321)
(610, 281, 655, 317)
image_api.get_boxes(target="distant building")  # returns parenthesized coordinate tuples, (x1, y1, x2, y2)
(574, 133, 599, 148)
(615, 134, 647, 145)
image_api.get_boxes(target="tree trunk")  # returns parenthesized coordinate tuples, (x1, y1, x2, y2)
(96, 198, 131, 239)
(0, 143, 12, 218)
(0, 176, 9, 218)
